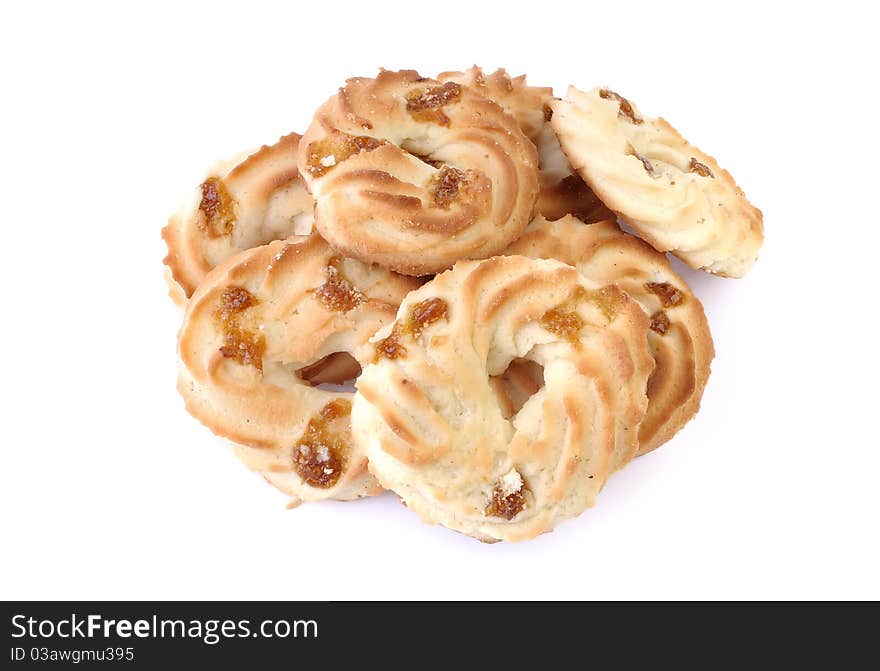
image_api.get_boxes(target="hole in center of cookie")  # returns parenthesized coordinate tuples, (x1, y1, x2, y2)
(400, 140, 446, 169)
(490, 359, 546, 420)
(296, 352, 362, 391)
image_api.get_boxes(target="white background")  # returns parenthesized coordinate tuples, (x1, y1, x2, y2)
(2, 1, 877, 600)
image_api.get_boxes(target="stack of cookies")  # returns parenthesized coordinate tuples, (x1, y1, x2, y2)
(163, 67, 762, 543)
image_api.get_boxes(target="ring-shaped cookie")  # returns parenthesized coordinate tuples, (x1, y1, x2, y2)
(163, 133, 314, 303)
(438, 67, 613, 224)
(298, 70, 539, 276)
(505, 215, 714, 453)
(550, 86, 763, 277)
(177, 234, 420, 503)
(352, 255, 653, 541)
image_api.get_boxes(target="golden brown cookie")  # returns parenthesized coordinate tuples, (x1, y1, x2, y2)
(438, 66, 613, 224)
(352, 255, 653, 541)
(437, 66, 552, 144)
(163, 133, 314, 302)
(177, 234, 420, 503)
(550, 86, 763, 277)
(505, 215, 714, 453)
(297, 70, 539, 276)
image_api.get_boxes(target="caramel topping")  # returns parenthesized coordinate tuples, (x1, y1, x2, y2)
(430, 166, 474, 209)
(540, 284, 623, 345)
(406, 82, 462, 126)
(408, 297, 448, 337)
(215, 286, 265, 371)
(485, 488, 525, 519)
(219, 330, 264, 370)
(541, 307, 584, 345)
(375, 323, 406, 361)
(650, 310, 670, 335)
(577, 285, 623, 323)
(645, 281, 685, 308)
(198, 177, 237, 237)
(218, 285, 256, 314)
(585, 286, 625, 322)
(375, 297, 449, 361)
(599, 88, 643, 124)
(292, 399, 351, 489)
(484, 472, 527, 520)
(313, 258, 365, 312)
(305, 133, 385, 178)
(689, 157, 715, 178)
